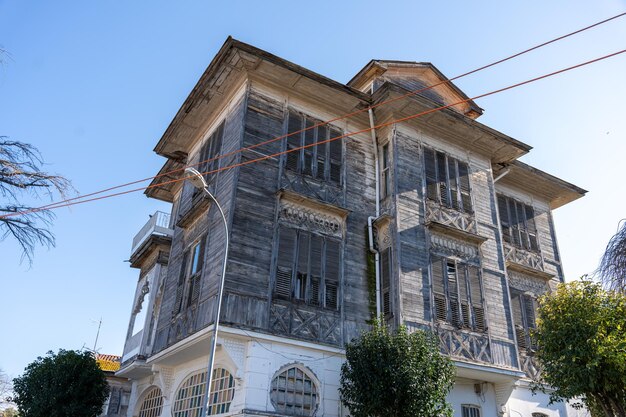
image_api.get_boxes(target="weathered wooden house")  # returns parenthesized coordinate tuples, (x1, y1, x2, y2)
(117, 37, 586, 417)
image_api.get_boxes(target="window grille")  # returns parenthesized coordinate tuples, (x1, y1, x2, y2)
(284, 110, 343, 184)
(172, 368, 235, 417)
(137, 386, 163, 417)
(270, 366, 318, 416)
(274, 227, 341, 310)
(462, 404, 481, 417)
(497, 194, 539, 252)
(424, 147, 472, 213)
(431, 256, 485, 332)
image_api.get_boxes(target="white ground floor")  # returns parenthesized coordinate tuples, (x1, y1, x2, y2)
(122, 325, 585, 417)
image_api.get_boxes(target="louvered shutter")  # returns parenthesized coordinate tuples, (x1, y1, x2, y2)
(458, 161, 472, 213)
(511, 292, 527, 350)
(286, 111, 302, 173)
(436, 152, 450, 207)
(309, 235, 323, 306)
(206, 122, 224, 187)
(329, 128, 342, 183)
(525, 205, 539, 251)
(448, 158, 460, 211)
(325, 239, 340, 310)
(446, 260, 460, 325)
(295, 232, 310, 300)
(174, 251, 188, 314)
(509, 200, 522, 247)
(468, 265, 485, 332)
(303, 118, 315, 176)
(275, 228, 296, 299)
(424, 147, 438, 201)
(431, 256, 447, 322)
(523, 295, 537, 350)
(381, 248, 392, 317)
(316, 125, 328, 180)
(497, 194, 512, 244)
(458, 265, 471, 328)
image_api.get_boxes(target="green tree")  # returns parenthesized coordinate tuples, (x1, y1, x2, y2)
(340, 320, 455, 417)
(533, 280, 626, 416)
(13, 350, 109, 417)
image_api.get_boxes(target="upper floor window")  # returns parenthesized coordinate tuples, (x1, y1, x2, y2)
(270, 365, 319, 416)
(381, 143, 391, 199)
(285, 110, 343, 184)
(274, 226, 340, 310)
(174, 237, 206, 314)
(462, 404, 481, 417)
(497, 194, 539, 252)
(198, 122, 225, 188)
(424, 147, 472, 213)
(431, 255, 485, 332)
(511, 290, 537, 351)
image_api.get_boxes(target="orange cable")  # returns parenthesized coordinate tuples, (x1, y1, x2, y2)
(5, 48, 623, 218)
(14, 11, 626, 215)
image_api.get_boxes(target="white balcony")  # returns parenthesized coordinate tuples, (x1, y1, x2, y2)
(130, 211, 173, 256)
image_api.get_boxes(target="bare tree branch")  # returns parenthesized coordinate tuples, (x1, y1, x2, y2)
(596, 220, 626, 292)
(0, 137, 75, 265)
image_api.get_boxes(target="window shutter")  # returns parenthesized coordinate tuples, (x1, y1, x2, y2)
(511, 200, 524, 247)
(325, 239, 340, 310)
(497, 194, 512, 244)
(174, 251, 188, 314)
(303, 118, 315, 176)
(329, 128, 342, 183)
(295, 232, 310, 300)
(446, 260, 461, 325)
(468, 266, 485, 332)
(309, 235, 323, 306)
(436, 152, 450, 207)
(511, 292, 528, 350)
(448, 158, 460, 211)
(316, 125, 328, 180)
(275, 228, 296, 299)
(457, 265, 471, 328)
(381, 248, 392, 316)
(523, 295, 536, 329)
(286, 112, 302, 173)
(525, 205, 539, 251)
(206, 122, 224, 186)
(431, 256, 447, 322)
(424, 147, 438, 201)
(458, 162, 472, 213)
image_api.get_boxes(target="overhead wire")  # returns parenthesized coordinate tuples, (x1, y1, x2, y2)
(5, 11, 624, 218)
(3, 48, 624, 217)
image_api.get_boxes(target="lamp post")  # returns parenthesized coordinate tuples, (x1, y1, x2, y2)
(184, 167, 230, 417)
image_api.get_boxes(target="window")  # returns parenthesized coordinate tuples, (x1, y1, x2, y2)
(381, 247, 392, 317)
(511, 290, 537, 351)
(424, 147, 472, 213)
(197, 122, 225, 189)
(497, 194, 539, 252)
(381, 143, 391, 199)
(462, 404, 481, 417)
(431, 256, 485, 332)
(285, 110, 343, 184)
(174, 238, 206, 314)
(270, 365, 318, 416)
(274, 227, 341, 310)
(137, 386, 163, 417)
(172, 368, 235, 417)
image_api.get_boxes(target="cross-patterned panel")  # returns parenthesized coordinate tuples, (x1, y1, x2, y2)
(270, 301, 342, 345)
(281, 171, 344, 207)
(436, 326, 492, 364)
(425, 200, 477, 234)
(504, 243, 544, 272)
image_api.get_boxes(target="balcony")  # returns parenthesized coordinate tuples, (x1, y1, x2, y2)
(503, 243, 551, 278)
(130, 211, 173, 265)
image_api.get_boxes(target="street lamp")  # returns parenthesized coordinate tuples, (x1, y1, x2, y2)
(184, 167, 230, 417)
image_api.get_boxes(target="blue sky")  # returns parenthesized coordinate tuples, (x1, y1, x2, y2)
(1, 1, 625, 378)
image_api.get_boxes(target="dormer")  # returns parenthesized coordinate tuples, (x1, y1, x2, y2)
(348, 60, 483, 119)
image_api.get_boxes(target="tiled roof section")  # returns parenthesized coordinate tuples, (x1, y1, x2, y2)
(96, 354, 121, 372)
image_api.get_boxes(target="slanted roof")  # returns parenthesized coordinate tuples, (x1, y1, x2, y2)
(96, 354, 122, 372)
(495, 161, 587, 209)
(348, 60, 483, 118)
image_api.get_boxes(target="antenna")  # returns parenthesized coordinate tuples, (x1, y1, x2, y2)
(93, 317, 102, 352)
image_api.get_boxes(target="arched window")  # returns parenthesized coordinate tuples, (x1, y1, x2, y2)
(172, 368, 235, 417)
(138, 386, 163, 417)
(532, 413, 549, 417)
(270, 365, 318, 416)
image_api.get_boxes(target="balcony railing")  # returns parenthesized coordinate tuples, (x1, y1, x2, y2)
(131, 211, 173, 255)
(503, 243, 544, 273)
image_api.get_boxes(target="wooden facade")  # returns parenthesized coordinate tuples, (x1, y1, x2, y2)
(119, 38, 586, 416)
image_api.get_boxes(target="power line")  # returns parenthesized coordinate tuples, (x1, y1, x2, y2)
(4, 48, 624, 217)
(7, 11, 624, 218)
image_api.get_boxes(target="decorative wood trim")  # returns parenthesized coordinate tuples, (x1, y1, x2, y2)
(426, 221, 487, 245)
(176, 195, 210, 228)
(506, 261, 553, 280)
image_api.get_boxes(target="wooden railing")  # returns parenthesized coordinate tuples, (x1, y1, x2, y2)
(131, 211, 173, 255)
(503, 243, 544, 272)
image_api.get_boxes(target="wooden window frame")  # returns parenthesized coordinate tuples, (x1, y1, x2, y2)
(273, 226, 341, 311)
(380, 143, 391, 199)
(510, 289, 537, 351)
(284, 110, 343, 185)
(431, 255, 486, 332)
(497, 194, 540, 253)
(423, 146, 473, 213)
(197, 121, 225, 192)
(173, 236, 206, 315)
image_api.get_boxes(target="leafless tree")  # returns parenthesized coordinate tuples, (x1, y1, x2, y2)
(0, 368, 13, 406)
(0, 138, 73, 264)
(597, 220, 626, 292)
